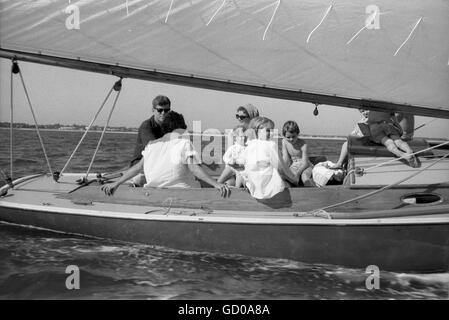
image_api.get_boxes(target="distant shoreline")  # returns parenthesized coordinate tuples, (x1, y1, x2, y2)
(0, 127, 137, 134)
(0, 127, 345, 139)
(0, 127, 446, 142)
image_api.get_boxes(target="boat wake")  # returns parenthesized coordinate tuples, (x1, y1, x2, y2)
(0, 222, 447, 299)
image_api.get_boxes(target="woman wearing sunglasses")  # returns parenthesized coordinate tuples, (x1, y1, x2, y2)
(235, 103, 259, 129)
(218, 104, 260, 186)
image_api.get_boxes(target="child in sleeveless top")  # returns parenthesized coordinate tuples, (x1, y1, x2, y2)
(281, 121, 315, 187)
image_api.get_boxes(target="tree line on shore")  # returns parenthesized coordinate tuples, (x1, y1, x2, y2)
(0, 122, 138, 132)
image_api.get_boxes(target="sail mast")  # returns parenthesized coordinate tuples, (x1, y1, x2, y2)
(1, 48, 448, 119)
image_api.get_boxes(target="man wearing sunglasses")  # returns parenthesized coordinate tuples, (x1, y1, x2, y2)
(130, 95, 175, 166)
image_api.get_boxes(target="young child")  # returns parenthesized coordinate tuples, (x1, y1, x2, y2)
(220, 125, 247, 188)
(241, 117, 298, 199)
(281, 121, 315, 187)
(367, 111, 419, 167)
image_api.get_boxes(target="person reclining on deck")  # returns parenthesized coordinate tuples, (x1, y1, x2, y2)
(102, 111, 230, 197)
(367, 111, 419, 168)
(240, 117, 298, 199)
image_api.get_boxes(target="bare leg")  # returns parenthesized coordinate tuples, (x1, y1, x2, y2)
(330, 141, 348, 169)
(392, 136, 413, 154)
(235, 174, 244, 188)
(301, 167, 316, 187)
(392, 135, 419, 167)
(382, 136, 411, 159)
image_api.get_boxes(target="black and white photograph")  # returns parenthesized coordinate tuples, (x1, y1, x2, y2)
(0, 0, 448, 304)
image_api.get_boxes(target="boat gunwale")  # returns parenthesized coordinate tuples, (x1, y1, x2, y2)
(1, 197, 449, 226)
(2, 174, 449, 225)
(5, 173, 449, 193)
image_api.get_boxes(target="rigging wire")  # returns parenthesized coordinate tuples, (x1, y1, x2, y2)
(10, 60, 16, 180)
(413, 118, 438, 133)
(84, 79, 123, 181)
(18, 68, 54, 178)
(11, 60, 54, 179)
(59, 86, 114, 177)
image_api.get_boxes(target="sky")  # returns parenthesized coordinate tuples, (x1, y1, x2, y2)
(0, 59, 448, 139)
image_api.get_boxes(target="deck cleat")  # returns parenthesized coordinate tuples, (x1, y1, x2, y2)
(96, 173, 106, 185)
(76, 176, 88, 185)
(354, 167, 365, 176)
(52, 171, 60, 182)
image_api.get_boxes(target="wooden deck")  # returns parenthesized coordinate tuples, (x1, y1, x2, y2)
(2, 173, 448, 221)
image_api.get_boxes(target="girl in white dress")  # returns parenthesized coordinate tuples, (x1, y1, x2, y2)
(241, 117, 298, 199)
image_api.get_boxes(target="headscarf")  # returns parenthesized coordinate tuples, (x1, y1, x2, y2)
(240, 103, 259, 119)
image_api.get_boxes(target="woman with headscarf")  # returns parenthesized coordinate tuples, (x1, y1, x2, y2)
(218, 104, 260, 186)
(235, 103, 260, 129)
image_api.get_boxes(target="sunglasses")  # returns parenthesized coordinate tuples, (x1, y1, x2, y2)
(155, 107, 170, 114)
(236, 114, 249, 120)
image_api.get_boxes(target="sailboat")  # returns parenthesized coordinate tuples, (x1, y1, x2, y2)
(0, 0, 448, 272)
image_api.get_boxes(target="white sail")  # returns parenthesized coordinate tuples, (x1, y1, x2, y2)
(0, 0, 448, 117)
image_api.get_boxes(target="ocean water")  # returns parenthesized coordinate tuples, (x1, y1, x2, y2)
(0, 129, 448, 300)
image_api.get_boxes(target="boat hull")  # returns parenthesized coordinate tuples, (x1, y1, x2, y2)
(0, 205, 448, 273)
(1, 173, 448, 272)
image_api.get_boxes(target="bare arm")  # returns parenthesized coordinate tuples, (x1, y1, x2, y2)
(223, 146, 235, 165)
(102, 159, 144, 196)
(188, 163, 231, 198)
(130, 126, 144, 166)
(277, 150, 298, 185)
(295, 142, 310, 175)
(281, 139, 291, 166)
